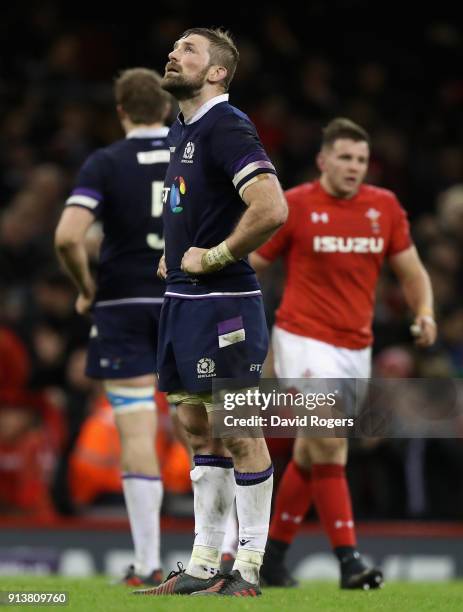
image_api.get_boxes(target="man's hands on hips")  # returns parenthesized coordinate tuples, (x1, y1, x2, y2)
(76, 289, 95, 315)
(157, 254, 167, 279)
(75, 278, 96, 315)
(181, 247, 208, 275)
(410, 315, 437, 347)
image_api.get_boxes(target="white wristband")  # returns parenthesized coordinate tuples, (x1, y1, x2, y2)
(201, 241, 236, 273)
(410, 315, 436, 337)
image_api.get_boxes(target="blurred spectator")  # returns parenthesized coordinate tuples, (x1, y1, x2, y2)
(437, 183, 463, 239)
(68, 393, 190, 511)
(374, 346, 415, 378)
(68, 395, 123, 509)
(0, 326, 30, 389)
(0, 389, 66, 519)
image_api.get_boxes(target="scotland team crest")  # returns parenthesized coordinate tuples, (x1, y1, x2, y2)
(182, 141, 195, 163)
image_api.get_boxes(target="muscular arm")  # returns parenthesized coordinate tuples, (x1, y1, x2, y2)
(226, 174, 288, 259)
(181, 174, 288, 274)
(389, 245, 436, 346)
(55, 206, 96, 313)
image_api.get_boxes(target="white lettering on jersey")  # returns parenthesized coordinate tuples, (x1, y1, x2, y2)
(137, 150, 170, 164)
(313, 236, 384, 253)
(162, 187, 170, 204)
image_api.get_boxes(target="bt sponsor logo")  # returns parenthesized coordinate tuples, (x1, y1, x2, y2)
(162, 176, 186, 213)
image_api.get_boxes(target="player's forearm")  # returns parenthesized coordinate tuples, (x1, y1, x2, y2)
(400, 267, 434, 317)
(198, 176, 287, 274)
(56, 242, 95, 297)
(226, 204, 285, 260)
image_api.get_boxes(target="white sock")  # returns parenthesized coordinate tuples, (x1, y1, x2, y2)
(234, 465, 274, 584)
(187, 455, 235, 579)
(222, 500, 238, 556)
(122, 475, 163, 575)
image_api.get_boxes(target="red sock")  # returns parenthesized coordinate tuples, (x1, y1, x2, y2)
(269, 460, 313, 544)
(312, 463, 356, 548)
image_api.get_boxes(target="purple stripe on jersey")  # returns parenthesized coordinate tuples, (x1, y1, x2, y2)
(194, 454, 234, 468)
(235, 464, 274, 486)
(164, 291, 262, 299)
(122, 473, 162, 481)
(233, 151, 270, 175)
(72, 187, 103, 201)
(218, 316, 244, 335)
(235, 164, 276, 193)
(65, 203, 98, 212)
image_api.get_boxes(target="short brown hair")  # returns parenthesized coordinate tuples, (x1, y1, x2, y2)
(180, 27, 239, 91)
(114, 68, 171, 124)
(321, 117, 370, 148)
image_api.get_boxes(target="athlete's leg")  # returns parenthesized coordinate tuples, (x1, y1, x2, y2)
(175, 401, 235, 580)
(221, 500, 238, 567)
(306, 436, 354, 550)
(221, 434, 273, 586)
(261, 436, 313, 585)
(269, 327, 318, 548)
(106, 374, 163, 579)
(306, 435, 382, 588)
(270, 437, 314, 543)
(304, 345, 382, 588)
(262, 327, 317, 583)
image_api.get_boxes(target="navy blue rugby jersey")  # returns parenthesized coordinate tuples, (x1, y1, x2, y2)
(66, 128, 169, 301)
(162, 94, 277, 297)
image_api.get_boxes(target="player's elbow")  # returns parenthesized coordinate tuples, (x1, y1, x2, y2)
(273, 207, 288, 229)
(267, 198, 288, 230)
(54, 225, 80, 253)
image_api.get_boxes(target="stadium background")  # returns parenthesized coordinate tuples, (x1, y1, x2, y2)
(1, 2, 463, 580)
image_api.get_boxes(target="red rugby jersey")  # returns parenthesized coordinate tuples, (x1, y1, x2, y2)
(257, 180, 411, 349)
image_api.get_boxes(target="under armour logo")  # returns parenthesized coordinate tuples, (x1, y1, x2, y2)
(239, 538, 251, 546)
(281, 512, 303, 523)
(335, 520, 354, 529)
(311, 212, 329, 223)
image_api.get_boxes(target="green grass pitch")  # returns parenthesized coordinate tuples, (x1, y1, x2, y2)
(0, 577, 462, 611)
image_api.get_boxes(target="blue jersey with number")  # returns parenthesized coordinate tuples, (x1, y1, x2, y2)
(66, 128, 169, 301)
(162, 95, 277, 297)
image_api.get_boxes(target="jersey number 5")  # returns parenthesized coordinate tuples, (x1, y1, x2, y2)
(147, 181, 164, 250)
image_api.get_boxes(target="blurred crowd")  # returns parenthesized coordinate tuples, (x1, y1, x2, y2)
(1, 5, 463, 521)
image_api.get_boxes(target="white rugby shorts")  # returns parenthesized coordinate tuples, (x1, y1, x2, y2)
(272, 326, 371, 379)
(272, 326, 371, 415)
